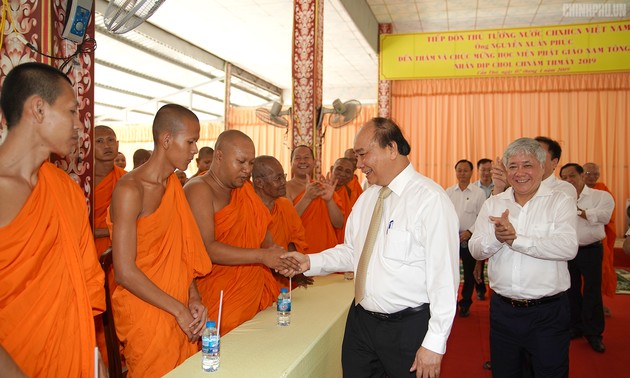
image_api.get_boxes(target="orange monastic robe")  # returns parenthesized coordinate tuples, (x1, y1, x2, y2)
(348, 175, 364, 204)
(196, 182, 280, 335)
(94, 165, 126, 257)
(334, 181, 363, 243)
(268, 197, 309, 253)
(593, 182, 617, 297)
(294, 189, 344, 253)
(107, 174, 212, 377)
(0, 162, 105, 377)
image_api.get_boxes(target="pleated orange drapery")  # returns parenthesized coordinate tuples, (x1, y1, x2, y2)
(228, 105, 376, 180)
(391, 73, 630, 235)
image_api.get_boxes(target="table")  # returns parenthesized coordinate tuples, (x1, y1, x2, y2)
(164, 275, 354, 377)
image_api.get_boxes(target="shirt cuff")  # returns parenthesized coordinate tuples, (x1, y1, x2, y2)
(304, 253, 325, 276)
(421, 332, 447, 355)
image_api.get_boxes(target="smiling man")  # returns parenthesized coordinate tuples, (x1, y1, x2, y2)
(108, 104, 212, 376)
(332, 157, 362, 243)
(283, 117, 460, 377)
(470, 137, 578, 377)
(184, 130, 300, 335)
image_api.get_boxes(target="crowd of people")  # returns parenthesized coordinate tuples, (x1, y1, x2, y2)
(1, 62, 627, 377)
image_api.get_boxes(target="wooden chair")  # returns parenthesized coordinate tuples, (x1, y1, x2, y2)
(99, 247, 125, 378)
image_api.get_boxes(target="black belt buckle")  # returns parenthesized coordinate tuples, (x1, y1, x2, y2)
(509, 298, 531, 308)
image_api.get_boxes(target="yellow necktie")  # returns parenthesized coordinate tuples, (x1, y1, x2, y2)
(355, 186, 393, 305)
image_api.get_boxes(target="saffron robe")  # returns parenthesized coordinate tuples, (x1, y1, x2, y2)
(94, 165, 126, 257)
(0, 162, 105, 377)
(196, 182, 279, 335)
(593, 182, 617, 297)
(107, 174, 212, 377)
(294, 189, 343, 253)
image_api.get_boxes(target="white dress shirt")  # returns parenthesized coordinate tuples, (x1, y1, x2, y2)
(446, 183, 487, 233)
(469, 184, 578, 299)
(307, 164, 460, 355)
(576, 186, 615, 246)
(543, 174, 577, 201)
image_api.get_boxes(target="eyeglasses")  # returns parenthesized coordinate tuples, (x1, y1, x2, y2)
(585, 171, 600, 176)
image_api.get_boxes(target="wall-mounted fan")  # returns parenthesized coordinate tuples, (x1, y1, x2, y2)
(104, 0, 166, 34)
(255, 102, 291, 128)
(318, 98, 361, 129)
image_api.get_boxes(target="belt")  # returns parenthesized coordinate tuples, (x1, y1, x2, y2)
(358, 303, 428, 321)
(496, 292, 566, 308)
(580, 241, 602, 249)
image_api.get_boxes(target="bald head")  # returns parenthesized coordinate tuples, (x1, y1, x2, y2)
(214, 130, 254, 152)
(252, 155, 287, 199)
(212, 130, 256, 189)
(94, 125, 119, 164)
(152, 104, 199, 143)
(133, 149, 151, 169)
(95, 125, 116, 137)
(252, 155, 282, 180)
(583, 162, 600, 187)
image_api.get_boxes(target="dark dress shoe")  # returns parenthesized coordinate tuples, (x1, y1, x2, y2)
(477, 292, 486, 300)
(587, 337, 605, 353)
(459, 306, 470, 317)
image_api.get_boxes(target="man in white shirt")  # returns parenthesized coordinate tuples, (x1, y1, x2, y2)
(470, 137, 578, 377)
(559, 163, 614, 353)
(283, 117, 459, 377)
(446, 160, 487, 316)
(474, 158, 494, 198)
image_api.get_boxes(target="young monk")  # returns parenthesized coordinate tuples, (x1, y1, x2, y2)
(108, 104, 212, 377)
(0, 62, 105, 376)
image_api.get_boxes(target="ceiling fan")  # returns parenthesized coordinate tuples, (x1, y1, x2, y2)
(104, 0, 166, 34)
(255, 102, 292, 128)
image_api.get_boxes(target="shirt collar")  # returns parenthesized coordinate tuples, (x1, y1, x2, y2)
(382, 163, 414, 197)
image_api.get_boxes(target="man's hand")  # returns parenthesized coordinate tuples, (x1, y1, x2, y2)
(410, 346, 443, 377)
(261, 245, 301, 274)
(490, 209, 516, 246)
(304, 181, 324, 200)
(174, 303, 197, 341)
(473, 261, 484, 284)
(459, 230, 472, 243)
(491, 156, 508, 194)
(319, 173, 338, 201)
(292, 273, 314, 288)
(188, 299, 208, 342)
(280, 251, 310, 277)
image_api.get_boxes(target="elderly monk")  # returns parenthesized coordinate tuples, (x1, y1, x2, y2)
(184, 130, 300, 335)
(252, 155, 313, 289)
(0, 62, 105, 376)
(108, 104, 212, 377)
(583, 162, 617, 302)
(286, 145, 344, 252)
(332, 157, 363, 242)
(191, 146, 214, 178)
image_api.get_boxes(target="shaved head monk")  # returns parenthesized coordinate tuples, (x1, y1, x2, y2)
(184, 130, 300, 335)
(108, 104, 212, 377)
(192, 146, 214, 178)
(332, 157, 363, 242)
(286, 145, 344, 252)
(252, 155, 313, 288)
(0, 62, 105, 376)
(132, 148, 151, 169)
(114, 151, 127, 169)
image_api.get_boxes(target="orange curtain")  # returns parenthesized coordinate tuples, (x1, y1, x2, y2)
(391, 73, 630, 235)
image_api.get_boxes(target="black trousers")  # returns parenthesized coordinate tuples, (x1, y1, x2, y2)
(490, 293, 570, 378)
(342, 301, 430, 378)
(568, 242, 605, 338)
(459, 245, 477, 308)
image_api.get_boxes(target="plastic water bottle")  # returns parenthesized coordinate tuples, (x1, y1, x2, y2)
(201, 320, 220, 372)
(277, 287, 291, 326)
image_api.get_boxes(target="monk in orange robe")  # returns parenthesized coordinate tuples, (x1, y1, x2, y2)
(0, 62, 105, 376)
(191, 146, 213, 178)
(93, 125, 126, 365)
(185, 131, 301, 335)
(583, 163, 617, 299)
(344, 147, 366, 199)
(286, 145, 344, 252)
(252, 155, 313, 289)
(108, 104, 212, 377)
(332, 157, 363, 242)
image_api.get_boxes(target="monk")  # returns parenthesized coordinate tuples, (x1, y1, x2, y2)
(108, 104, 212, 377)
(0, 62, 105, 376)
(175, 169, 188, 185)
(191, 146, 214, 178)
(114, 151, 127, 169)
(184, 130, 300, 335)
(252, 155, 313, 288)
(583, 162, 617, 305)
(94, 125, 126, 257)
(132, 148, 151, 169)
(286, 145, 344, 253)
(332, 157, 362, 242)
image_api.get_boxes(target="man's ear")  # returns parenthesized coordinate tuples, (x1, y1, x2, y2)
(388, 141, 399, 159)
(26, 95, 46, 123)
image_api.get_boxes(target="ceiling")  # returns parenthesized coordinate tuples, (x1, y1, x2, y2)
(93, 0, 630, 125)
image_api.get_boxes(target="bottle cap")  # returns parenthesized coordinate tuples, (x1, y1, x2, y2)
(280, 287, 288, 293)
(206, 321, 216, 328)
